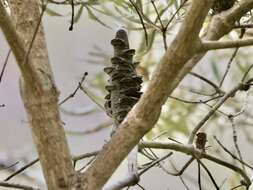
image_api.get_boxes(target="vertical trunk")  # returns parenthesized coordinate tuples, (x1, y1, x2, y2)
(1, 0, 74, 189)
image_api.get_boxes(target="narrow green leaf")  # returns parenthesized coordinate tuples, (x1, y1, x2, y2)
(137, 29, 156, 58)
(74, 5, 84, 23)
(84, 5, 111, 29)
(211, 61, 222, 81)
(45, 7, 63, 17)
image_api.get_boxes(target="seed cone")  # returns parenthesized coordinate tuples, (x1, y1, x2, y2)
(104, 29, 142, 130)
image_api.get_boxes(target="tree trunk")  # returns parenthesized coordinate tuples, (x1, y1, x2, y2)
(0, 1, 74, 189)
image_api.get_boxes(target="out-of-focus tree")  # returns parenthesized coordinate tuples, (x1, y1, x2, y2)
(1, 0, 253, 189)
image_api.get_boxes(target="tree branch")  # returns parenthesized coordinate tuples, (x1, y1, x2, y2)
(0, 181, 40, 190)
(169, 0, 253, 103)
(202, 38, 253, 50)
(139, 141, 251, 187)
(188, 81, 249, 144)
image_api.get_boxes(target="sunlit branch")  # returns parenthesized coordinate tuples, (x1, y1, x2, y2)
(201, 38, 253, 50)
(139, 141, 251, 187)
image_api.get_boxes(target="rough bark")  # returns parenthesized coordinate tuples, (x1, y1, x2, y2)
(0, 1, 74, 189)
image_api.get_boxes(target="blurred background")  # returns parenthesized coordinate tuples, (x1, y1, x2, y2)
(0, 0, 253, 189)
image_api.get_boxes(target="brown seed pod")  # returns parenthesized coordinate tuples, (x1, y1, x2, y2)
(104, 29, 142, 130)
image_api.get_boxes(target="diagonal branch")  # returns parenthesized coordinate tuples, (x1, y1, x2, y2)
(80, 1, 253, 189)
(80, 0, 213, 189)
(202, 38, 253, 50)
(0, 181, 40, 190)
(170, 0, 253, 104)
(139, 141, 251, 187)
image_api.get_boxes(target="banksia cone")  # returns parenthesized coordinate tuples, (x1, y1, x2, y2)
(104, 29, 142, 132)
(212, 0, 236, 14)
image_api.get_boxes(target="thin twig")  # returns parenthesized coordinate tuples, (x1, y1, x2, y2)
(230, 184, 244, 190)
(190, 72, 223, 94)
(219, 48, 239, 87)
(214, 136, 253, 170)
(59, 105, 97, 116)
(144, 145, 159, 160)
(201, 37, 253, 50)
(79, 85, 105, 111)
(129, 0, 148, 46)
(197, 159, 219, 190)
(73, 150, 99, 168)
(219, 29, 245, 87)
(0, 181, 40, 190)
(139, 149, 156, 161)
(0, 161, 19, 171)
(188, 81, 251, 144)
(139, 152, 173, 176)
(0, 49, 11, 83)
(58, 72, 88, 105)
(197, 160, 202, 190)
(168, 137, 183, 144)
(241, 63, 253, 82)
(66, 120, 112, 136)
(169, 161, 191, 190)
(77, 156, 96, 172)
(165, 157, 194, 176)
(5, 150, 99, 181)
(150, 0, 167, 50)
(168, 94, 222, 104)
(139, 141, 251, 187)
(137, 183, 146, 190)
(47, 0, 91, 6)
(73, 150, 99, 164)
(152, 131, 167, 140)
(228, 116, 246, 172)
(69, 0, 74, 30)
(164, 0, 187, 29)
(4, 158, 39, 181)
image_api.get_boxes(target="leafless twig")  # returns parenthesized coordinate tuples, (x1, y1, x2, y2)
(0, 161, 19, 171)
(139, 152, 173, 176)
(69, 0, 74, 30)
(188, 79, 252, 144)
(80, 84, 105, 111)
(228, 116, 246, 172)
(0, 181, 40, 190)
(197, 159, 219, 190)
(197, 159, 202, 190)
(165, 157, 194, 176)
(4, 158, 39, 181)
(58, 72, 88, 105)
(190, 72, 223, 94)
(5, 150, 99, 181)
(214, 136, 253, 170)
(129, 0, 148, 46)
(139, 141, 251, 187)
(219, 29, 245, 87)
(66, 120, 112, 136)
(0, 49, 11, 83)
